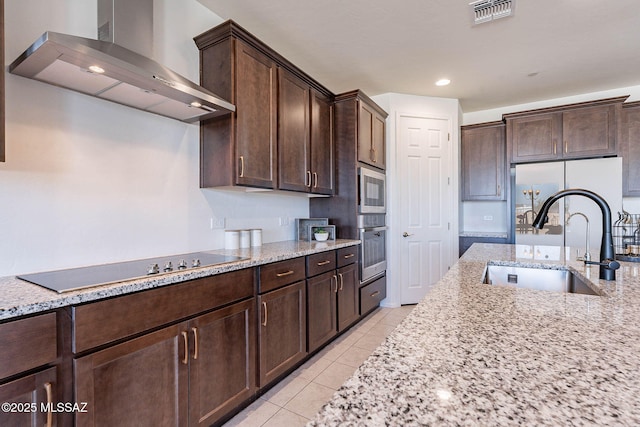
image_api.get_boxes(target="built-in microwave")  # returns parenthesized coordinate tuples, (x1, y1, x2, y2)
(358, 167, 386, 214)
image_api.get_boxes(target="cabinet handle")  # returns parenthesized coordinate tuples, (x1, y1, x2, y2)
(371, 148, 377, 163)
(564, 140, 568, 153)
(262, 301, 268, 326)
(306, 170, 312, 187)
(317, 260, 331, 266)
(497, 184, 501, 196)
(239, 156, 245, 178)
(191, 327, 199, 360)
(276, 270, 294, 277)
(44, 382, 53, 427)
(553, 141, 557, 155)
(181, 331, 189, 365)
(313, 172, 318, 188)
(370, 290, 380, 297)
(343, 253, 355, 259)
(338, 273, 344, 291)
(333, 275, 338, 293)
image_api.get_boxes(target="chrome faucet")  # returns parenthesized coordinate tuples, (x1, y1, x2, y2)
(532, 189, 620, 281)
(567, 211, 591, 262)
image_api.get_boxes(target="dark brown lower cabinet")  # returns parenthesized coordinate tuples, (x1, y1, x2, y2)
(336, 263, 359, 331)
(307, 271, 338, 352)
(75, 298, 255, 427)
(360, 275, 387, 315)
(307, 263, 359, 353)
(0, 367, 57, 427)
(258, 281, 307, 387)
(188, 299, 256, 426)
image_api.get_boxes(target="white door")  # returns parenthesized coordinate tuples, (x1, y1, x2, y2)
(397, 114, 453, 304)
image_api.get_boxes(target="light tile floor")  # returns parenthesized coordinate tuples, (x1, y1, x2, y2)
(223, 305, 416, 427)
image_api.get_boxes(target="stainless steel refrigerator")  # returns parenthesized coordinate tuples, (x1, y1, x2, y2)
(513, 158, 622, 258)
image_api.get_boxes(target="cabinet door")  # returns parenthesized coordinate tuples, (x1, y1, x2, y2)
(622, 104, 640, 196)
(278, 70, 310, 192)
(189, 299, 256, 427)
(563, 104, 616, 158)
(306, 271, 337, 353)
(337, 263, 359, 331)
(372, 112, 386, 169)
(75, 323, 188, 427)
(258, 281, 307, 387)
(508, 113, 561, 163)
(461, 123, 506, 200)
(310, 90, 335, 194)
(357, 101, 374, 165)
(235, 40, 278, 188)
(0, 367, 56, 427)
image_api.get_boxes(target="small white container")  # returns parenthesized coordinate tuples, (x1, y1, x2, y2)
(314, 232, 329, 241)
(251, 229, 263, 247)
(239, 230, 251, 248)
(224, 230, 240, 250)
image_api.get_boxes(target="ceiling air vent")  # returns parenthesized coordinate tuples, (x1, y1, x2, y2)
(470, 0, 515, 25)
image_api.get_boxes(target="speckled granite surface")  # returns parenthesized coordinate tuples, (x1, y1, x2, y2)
(0, 239, 359, 321)
(459, 231, 509, 238)
(309, 243, 640, 426)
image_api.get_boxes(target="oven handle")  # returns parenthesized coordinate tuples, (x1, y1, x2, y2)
(360, 226, 388, 232)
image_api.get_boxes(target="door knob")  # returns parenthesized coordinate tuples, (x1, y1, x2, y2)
(402, 232, 413, 237)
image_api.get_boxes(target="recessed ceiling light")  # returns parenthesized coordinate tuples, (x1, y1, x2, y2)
(436, 79, 451, 87)
(190, 101, 203, 108)
(88, 65, 105, 74)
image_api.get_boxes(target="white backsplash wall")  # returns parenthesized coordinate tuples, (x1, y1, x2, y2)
(460, 201, 508, 233)
(0, 0, 309, 276)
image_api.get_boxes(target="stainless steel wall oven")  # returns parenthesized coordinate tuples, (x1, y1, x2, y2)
(358, 214, 387, 282)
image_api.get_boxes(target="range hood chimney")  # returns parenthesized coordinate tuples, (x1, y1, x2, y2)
(9, 0, 234, 123)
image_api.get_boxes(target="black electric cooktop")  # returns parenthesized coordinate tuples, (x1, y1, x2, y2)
(18, 252, 247, 293)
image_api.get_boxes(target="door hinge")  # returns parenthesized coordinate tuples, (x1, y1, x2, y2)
(448, 133, 451, 141)
(447, 177, 450, 185)
(447, 222, 451, 230)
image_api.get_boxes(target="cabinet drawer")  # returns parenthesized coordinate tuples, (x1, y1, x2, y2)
(337, 246, 358, 267)
(360, 276, 386, 315)
(0, 312, 57, 379)
(306, 251, 337, 277)
(259, 257, 306, 293)
(73, 268, 255, 353)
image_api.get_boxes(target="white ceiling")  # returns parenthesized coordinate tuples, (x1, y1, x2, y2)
(196, 0, 640, 113)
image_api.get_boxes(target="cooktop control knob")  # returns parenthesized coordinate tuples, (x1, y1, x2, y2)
(163, 261, 173, 272)
(178, 259, 188, 270)
(148, 263, 160, 275)
(192, 259, 201, 268)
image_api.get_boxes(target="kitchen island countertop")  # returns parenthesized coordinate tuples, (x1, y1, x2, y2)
(309, 243, 640, 426)
(0, 239, 359, 321)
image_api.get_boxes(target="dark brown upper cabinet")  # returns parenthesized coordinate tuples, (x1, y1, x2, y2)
(621, 101, 640, 196)
(357, 95, 387, 170)
(1, 0, 5, 162)
(197, 34, 278, 189)
(461, 121, 506, 201)
(278, 69, 334, 195)
(505, 96, 627, 164)
(194, 20, 334, 193)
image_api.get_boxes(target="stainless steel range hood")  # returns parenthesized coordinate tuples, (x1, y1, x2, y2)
(8, 1, 234, 123)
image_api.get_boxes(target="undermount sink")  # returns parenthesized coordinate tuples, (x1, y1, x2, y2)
(483, 264, 600, 296)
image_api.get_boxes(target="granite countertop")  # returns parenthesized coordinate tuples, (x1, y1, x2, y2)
(459, 231, 509, 238)
(0, 239, 359, 322)
(310, 243, 640, 426)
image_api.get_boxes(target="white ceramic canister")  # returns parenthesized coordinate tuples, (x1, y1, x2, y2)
(239, 230, 251, 248)
(251, 228, 262, 247)
(224, 230, 240, 250)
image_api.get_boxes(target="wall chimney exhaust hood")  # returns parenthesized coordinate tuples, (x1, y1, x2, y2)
(8, 1, 235, 123)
